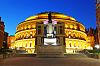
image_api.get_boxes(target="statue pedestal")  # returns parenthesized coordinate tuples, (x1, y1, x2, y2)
(37, 45, 64, 57)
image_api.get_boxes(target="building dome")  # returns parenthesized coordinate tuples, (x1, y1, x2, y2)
(25, 12, 76, 21)
(16, 12, 85, 33)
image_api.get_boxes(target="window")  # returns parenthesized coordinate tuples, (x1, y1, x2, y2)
(30, 32, 33, 38)
(38, 26, 41, 34)
(30, 36, 32, 38)
(69, 43, 71, 47)
(26, 34, 28, 38)
(26, 43, 27, 47)
(74, 43, 76, 47)
(68, 34, 71, 38)
(65, 24, 68, 28)
(73, 34, 75, 38)
(30, 43, 32, 47)
(77, 24, 80, 30)
(11, 40, 14, 43)
(59, 26, 63, 34)
(54, 26, 56, 34)
(44, 26, 47, 35)
(30, 32, 32, 34)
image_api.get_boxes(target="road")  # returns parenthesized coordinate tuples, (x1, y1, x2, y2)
(0, 56, 100, 66)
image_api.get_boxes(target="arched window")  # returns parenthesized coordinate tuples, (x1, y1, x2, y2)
(30, 42, 32, 47)
(77, 24, 80, 30)
(26, 34, 28, 39)
(26, 43, 27, 47)
(73, 34, 75, 38)
(26, 25, 28, 29)
(69, 43, 71, 47)
(28, 25, 31, 29)
(25, 26, 27, 29)
(74, 43, 76, 47)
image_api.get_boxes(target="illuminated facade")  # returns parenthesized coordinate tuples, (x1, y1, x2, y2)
(7, 36, 15, 49)
(13, 12, 93, 53)
(86, 28, 95, 48)
(0, 17, 4, 48)
(96, 0, 100, 45)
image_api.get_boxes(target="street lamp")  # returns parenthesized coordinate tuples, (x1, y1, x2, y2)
(94, 44, 100, 54)
(95, 45, 100, 49)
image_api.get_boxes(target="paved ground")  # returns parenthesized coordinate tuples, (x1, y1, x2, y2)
(0, 56, 100, 66)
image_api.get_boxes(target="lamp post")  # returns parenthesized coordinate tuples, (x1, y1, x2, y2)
(95, 44, 100, 49)
(95, 44, 100, 54)
(94, 44, 100, 59)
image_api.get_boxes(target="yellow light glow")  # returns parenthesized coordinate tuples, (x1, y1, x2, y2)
(12, 12, 93, 54)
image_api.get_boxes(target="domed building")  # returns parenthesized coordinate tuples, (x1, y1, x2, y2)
(14, 12, 92, 54)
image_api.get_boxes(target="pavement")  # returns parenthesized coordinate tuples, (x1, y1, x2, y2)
(0, 56, 100, 66)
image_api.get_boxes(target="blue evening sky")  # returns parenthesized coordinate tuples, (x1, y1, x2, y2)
(0, 0, 96, 35)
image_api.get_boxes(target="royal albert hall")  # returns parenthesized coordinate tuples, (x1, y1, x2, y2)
(14, 12, 92, 53)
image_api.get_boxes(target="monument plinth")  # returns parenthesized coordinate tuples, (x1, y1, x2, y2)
(36, 12, 65, 57)
(37, 45, 64, 57)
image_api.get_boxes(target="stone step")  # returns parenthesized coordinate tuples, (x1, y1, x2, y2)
(13, 53, 88, 58)
(14, 54, 36, 57)
(64, 53, 88, 58)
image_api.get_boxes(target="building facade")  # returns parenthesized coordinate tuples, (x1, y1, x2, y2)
(96, 0, 100, 45)
(7, 35, 15, 49)
(0, 17, 5, 48)
(10, 12, 93, 54)
(86, 28, 95, 48)
(3, 32, 9, 48)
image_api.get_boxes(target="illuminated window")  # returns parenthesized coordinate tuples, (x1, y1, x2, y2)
(30, 32, 32, 34)
(69, 36, 71, 38)
(74, 25, 77, 29)
(30, 32, 33, 38)
(11, 40, 14, 43)
(30, 41, 32, 47)
(21, 27, 23, 30)
(32, 25, 35, 28)
(74, 43, 76, 47)
(68, 34, 71, 38)
(30, 36, 32, 38)
(25, 26, 27, 29)
(26, 25, 28, 29)
(69, 43, 71, 47)
(65, 24, 68, 28)
(70, 25, 73, 29)
(68, 32, 71, 34)
(77, 24, 80, 30)
(26, 43, 27, 47)
(30, 43, 32, 47)
(73, 34, 75, 38)
(26, 34, 28, 38)
(28, 25, 31, 29)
